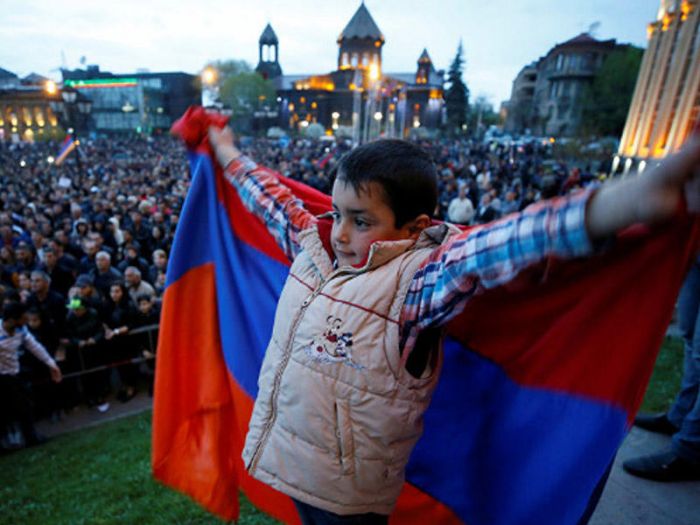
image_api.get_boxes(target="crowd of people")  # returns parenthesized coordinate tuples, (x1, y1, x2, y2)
(0, 131, 601, 451)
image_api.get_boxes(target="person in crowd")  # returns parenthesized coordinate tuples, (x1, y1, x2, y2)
(26, 270, 66, 342)
(73, 274, 105, 314)
(62, 297, 108, 412)
(124, 267, 156, 305)
(624, 256, 700, 481)
(102, 281, 138, 403)
(474, 192, 499, 224)
(148, 249, 168, 285)
(90, 251, 123, 297)
(447, 184, 475, 225)
(39, 246, 74, 296)
(23, 308, 61, 421)
(0, 302, 62, 450)
(118, 243, 150, 278)
(78, 239, 100, 275)
(14, 241, 37, 274)
(16, 271, 32, 303)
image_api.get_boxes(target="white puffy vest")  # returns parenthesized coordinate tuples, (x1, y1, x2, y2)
(242, 223, 456, 516)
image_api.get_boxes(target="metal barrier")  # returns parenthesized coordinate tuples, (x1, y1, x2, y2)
(38, 324, 160, 386)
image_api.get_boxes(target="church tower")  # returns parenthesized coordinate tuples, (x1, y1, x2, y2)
(256, 23, 282, 80)
(337, 3, 385, 73)
(416, 48, 435, 84)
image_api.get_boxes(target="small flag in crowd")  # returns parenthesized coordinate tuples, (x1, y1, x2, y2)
(55, 135, 79, 166)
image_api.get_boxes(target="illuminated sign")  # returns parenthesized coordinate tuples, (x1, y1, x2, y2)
(64, 78, 138, 89)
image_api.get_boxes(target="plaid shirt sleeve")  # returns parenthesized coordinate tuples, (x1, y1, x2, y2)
(224, 156, 317, 261)
(399, 189, 595, 352)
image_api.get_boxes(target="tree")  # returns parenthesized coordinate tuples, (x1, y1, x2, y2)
(579, 45, 644, 138)
(468, 95, 500, 138)
(209, 60, 277, 133)
(444, 42, 470, 135)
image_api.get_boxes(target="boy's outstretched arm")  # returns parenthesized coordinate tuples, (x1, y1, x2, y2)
(208, 126, 316, 261)
(587, 134, 700, 239)
(400, 136, 700, 353)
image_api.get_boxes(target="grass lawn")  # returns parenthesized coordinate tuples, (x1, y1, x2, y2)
(0, 337, 685, 524)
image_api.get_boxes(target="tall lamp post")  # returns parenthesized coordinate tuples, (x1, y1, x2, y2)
(49, 85, 93, 139)
(49, 85, 93, 173)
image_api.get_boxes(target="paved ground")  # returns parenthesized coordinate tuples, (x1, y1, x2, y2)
(36, 392, 700, 525)
(591, 428, 700, 525)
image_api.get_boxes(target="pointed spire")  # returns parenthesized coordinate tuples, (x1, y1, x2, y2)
(338, 3, 384, 42)
(418, 48, 432, 64)
(259, 23, 279, 45)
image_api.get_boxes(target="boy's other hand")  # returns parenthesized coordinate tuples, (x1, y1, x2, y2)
(587, 134, 700, 240)
(50, 363, 62, 383)
(208, 126, 241, 167)
(639, 134, 700, 223)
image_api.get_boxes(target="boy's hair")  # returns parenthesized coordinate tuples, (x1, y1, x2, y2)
(3, 302, 27, 321)
(335, 139, 438, 227)
(136, 293, 153, 304)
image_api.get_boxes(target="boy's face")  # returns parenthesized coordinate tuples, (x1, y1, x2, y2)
(138, 299, 152, 314)
(26, 313, 41, 330)
(330, 180, 414, 267)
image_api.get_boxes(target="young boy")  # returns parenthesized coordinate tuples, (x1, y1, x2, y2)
(0, 303, 62, 448)
(209, 126, 700, 524)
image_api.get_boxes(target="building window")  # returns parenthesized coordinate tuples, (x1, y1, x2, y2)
(342, 53, 349, 67)
(34, 107, 45, 127)
(362, 53, 369, 67)
(351, 54, 358, 67)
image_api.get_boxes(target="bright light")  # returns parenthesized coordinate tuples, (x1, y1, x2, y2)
(549, 137, 556, 144)
(20, 160, 26, 167)
(638, 160, 647, 173)
(331, 112, 340, 119)
(202, 67, 217, 85)
(374, 112, 383, 121)
(47, 156, 55, 164)
(300, 121, 309, 128)
(45, 81, 57, 95)
(369, 63, 380, 81)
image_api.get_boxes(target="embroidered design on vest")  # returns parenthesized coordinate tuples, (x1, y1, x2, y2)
(303, 315, 364, 369)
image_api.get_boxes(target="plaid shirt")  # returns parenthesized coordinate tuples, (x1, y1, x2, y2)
(225, 157, 593, 353)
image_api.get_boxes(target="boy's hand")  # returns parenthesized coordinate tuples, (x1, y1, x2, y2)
(208, 126, 241, 168)
(587, 134, 700, 240)
(49, 363, 62, 383)
(638, 134, 700, 223)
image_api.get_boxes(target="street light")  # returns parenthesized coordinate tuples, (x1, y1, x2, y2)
(45, 80, 57, 95)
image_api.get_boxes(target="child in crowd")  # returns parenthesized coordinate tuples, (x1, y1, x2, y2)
(0, 303, 62, 448)
(209, 126, 700, 524)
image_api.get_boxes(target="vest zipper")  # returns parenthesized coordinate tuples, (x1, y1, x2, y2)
(248, 279, 328, 474)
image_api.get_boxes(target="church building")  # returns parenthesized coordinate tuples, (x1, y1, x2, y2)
(256, 3, 444, 138)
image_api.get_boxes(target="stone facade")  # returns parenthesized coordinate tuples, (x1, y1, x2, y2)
(617, 0, 700, 172)
(505, 33, 619, 137)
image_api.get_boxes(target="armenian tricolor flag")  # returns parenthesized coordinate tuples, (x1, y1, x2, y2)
(55, 135, 78, 166)
(152, 106, 700, 524)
